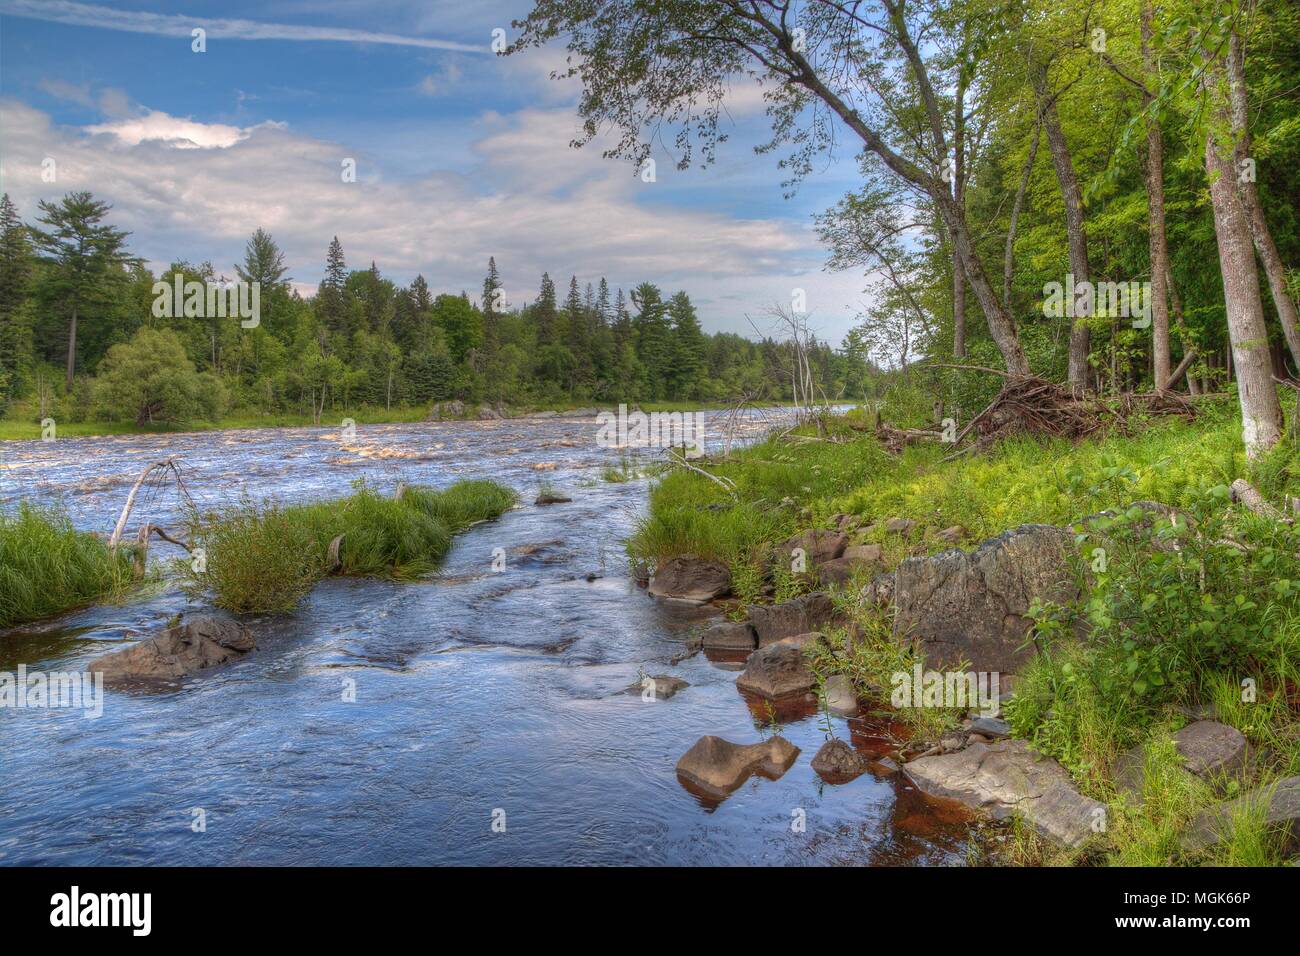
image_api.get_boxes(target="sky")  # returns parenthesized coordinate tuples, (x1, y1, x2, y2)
(0, 0, 871, 345)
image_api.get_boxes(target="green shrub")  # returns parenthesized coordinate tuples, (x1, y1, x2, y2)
(0, 503, 135, 627)
(184, 480, 516, 613)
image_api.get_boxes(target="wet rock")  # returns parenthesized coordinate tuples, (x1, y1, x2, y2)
(904, 739, 1105, 848)
(823, 673, 858, 716)
(625, 675, 689, 700)
(1183, 776, 1300, 856)
(534, 492, 573, 505)
(89, 615, 256, 683)
(1173, 720, 1250, 779)
(892, 524, 1079, 673)
(427, 399, 466, 421)
(783, 529, 847, 564)
(735, 639, 816, 699)
(648, 556, 731, 604)
(748, 591, 837, 646)
(811, 738, 868, 782)
(940, 734, 967, 753)
(675, 735, 800, 799)
(969, 716, 1012, 739)
(559, 407, 604, 418)
(700, 620, 757, 650)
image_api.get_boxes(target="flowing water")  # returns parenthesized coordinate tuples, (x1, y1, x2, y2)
(0, 409, 970, 865)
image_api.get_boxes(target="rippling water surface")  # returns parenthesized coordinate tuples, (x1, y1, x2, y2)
(0, 409, 970, 865)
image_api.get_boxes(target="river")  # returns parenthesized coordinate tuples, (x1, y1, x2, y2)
(0, 409, 970, 865)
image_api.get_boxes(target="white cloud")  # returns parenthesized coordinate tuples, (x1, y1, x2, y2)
(0, 0, 486, 52)
(0, 98, 865, 343)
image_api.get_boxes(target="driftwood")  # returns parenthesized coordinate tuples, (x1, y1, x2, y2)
(663, 448, 738, 496)
(132, 523, 195, 578)
(109, 457, 189, 550)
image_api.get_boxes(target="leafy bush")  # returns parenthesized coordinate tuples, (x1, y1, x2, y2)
(93, 327, 227, 426)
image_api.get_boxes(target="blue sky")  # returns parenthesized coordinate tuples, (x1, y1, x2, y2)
(0, 0, 870, 343)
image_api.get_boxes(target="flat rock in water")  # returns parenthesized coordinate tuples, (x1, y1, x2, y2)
(648, 556, 731, 603)
(811, 738, 868, 782)
(892, 524, 1079, 672)
(904, 739, 1105, 848)
(1182, 775, 1300, 855)
(748, 592, 836, 646)
(89, 615, 256, 683)
(735, 639, 816, 699)
(534, 493, 573, 505)
(700, 620, 757, 650)
(676, 735, 800, 800)
(625, 675, 689, 700)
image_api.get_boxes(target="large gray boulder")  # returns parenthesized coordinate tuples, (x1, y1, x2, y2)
(892, 524, 1079, 673)
(748, 592, 837, 646)
(648, 556, 731, 603)
(676, 735, 800, 799)
(1183, 775, 1300, 856)
(89, 615, 256, 683)
(782, 530, 847, 565)
(735, 638, 817, 699)
(1172, 720, 1250, 779)
(904, 739, 1105, 848)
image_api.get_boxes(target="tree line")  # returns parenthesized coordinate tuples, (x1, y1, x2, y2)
(0, 192, 859, 426)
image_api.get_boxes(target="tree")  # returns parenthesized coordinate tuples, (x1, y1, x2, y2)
(27, 192, 133, 390)
(512, 0, 1031, 376)
(667, 291, 706, 398)
(1201, 20, 1283, 459)
(93, 327, 225, 425)
(0, 194, 32, 412)
(317, 236, 349, 342)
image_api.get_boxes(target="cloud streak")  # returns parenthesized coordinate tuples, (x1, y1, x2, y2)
(0, 0, 485, 52)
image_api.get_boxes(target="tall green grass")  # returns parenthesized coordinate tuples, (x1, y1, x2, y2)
(184, 480, 516, 613)
(0, 503, 136, 627)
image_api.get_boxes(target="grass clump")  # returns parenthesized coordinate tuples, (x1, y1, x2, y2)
(0, 503, 136, 628)
(184, 479, 516, 613)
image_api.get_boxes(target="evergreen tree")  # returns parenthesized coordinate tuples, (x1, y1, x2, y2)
(0, 194, 32, 411)
(666, 290, 706, 399)
(317, 236, 349, 343)
(630, 282, 671, 399)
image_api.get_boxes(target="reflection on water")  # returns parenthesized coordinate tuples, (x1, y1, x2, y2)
(0, 410, 971, 865)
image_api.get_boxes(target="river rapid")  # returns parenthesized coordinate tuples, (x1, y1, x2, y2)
(0, 409, 970, 865)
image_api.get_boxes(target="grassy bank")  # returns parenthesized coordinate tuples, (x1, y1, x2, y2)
(183, 479, 516, 613)
(633, 393, 1300, 865)
(0, 504, 136, 628)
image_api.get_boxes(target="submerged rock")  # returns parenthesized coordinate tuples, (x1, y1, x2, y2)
(904, 739, 1105, 848)
(892, 524, 1079, 673)
(534, 492, 573, 505)
(625, 675, 689, 700)
(676, 735, 800, 799)
(811, 738, 868, 782)
(748, 591, 836, 646)
(700, 620, 757, 650)
(735, 638, 817, 700)
(89, 615, 256, 683)
(648, 556, 731, 604)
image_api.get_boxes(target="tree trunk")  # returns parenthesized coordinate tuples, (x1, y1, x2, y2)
(952, 74, 968, 359)
(1037, 76, 1091, 393)
(1143, 0, 1173, 389)
(1227, 28, 1300, 371)
(1004, 121, 1041, 314)
(65, 305, 78, 391)
(1204, 57, 1283, 459)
